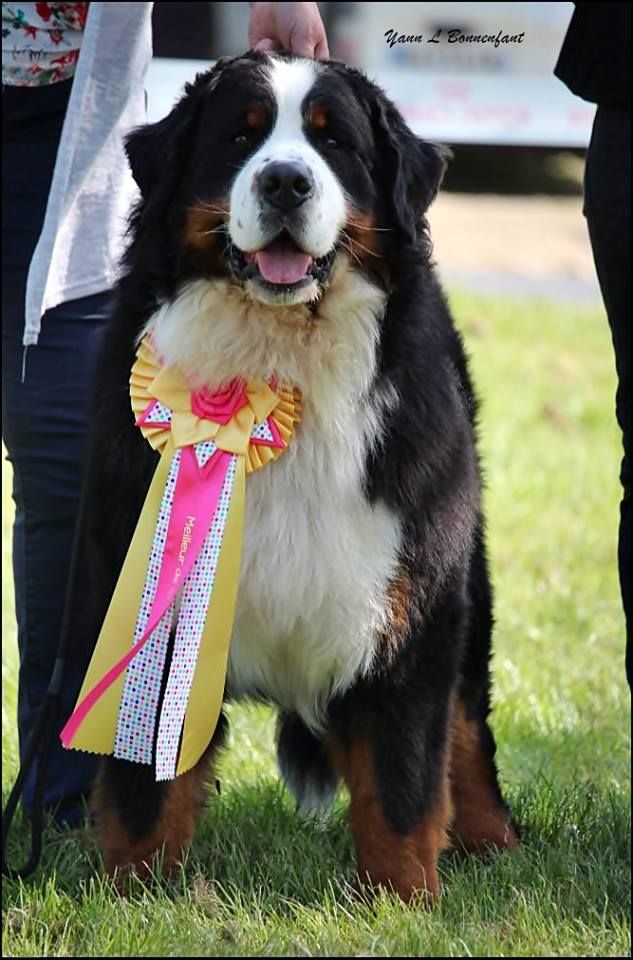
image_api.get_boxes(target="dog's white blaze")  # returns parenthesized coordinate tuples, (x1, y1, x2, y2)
(229, 56, 347, 258)
(144, 258, 402, 731)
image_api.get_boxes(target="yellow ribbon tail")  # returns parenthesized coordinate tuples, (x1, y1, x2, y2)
(65, 437, 176, 756)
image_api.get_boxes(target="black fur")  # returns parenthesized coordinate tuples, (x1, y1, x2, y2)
(276, 713, 340, 814)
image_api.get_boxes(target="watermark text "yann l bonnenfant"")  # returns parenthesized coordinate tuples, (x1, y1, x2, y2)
(385, 28, 525, 49)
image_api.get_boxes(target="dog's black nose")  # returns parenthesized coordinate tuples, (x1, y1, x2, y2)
(257, 160, 315, 211)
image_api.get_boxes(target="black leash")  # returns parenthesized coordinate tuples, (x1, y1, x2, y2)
(2, 471, 90, 879)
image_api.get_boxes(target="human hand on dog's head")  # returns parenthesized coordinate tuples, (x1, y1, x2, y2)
(248, 1, 329, 59)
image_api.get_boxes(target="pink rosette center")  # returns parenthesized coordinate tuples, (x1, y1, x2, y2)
(190, 379, 248, 425)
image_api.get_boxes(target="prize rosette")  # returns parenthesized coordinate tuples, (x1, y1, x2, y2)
(61, 337, 300, 781)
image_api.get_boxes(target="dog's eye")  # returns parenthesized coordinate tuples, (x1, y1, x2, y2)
(324, 136, 339, 149)
(233, 133, 249, 145)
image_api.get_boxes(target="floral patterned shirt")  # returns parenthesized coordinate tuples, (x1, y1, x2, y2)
(2, 2, 89, 86)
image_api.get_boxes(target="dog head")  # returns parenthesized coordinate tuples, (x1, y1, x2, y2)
(125, 52, 447, 308)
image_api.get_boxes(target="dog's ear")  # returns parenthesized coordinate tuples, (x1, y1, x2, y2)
(125, 105, 193, 200)
(373, 96, 450, 246)
(125, 58, 232, 200)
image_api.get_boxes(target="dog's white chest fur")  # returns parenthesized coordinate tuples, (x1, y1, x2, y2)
(146, 261, 402, 730)
(230, 395, 400, 729)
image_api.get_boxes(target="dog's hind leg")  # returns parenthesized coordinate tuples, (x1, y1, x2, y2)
(448, 695, 520, 854)
(92, 713, 227, 878)
(449, 521, 520, 853)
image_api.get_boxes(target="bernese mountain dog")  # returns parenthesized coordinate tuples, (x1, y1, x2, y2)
(82, 51, 519, 902)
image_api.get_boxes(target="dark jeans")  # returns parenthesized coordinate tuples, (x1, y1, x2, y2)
(2, 80, 109, 825)
(584, 104, 631, 684)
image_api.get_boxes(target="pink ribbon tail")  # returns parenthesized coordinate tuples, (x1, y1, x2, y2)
(60, 631, 157, 748)
(139, 446, 232, 643)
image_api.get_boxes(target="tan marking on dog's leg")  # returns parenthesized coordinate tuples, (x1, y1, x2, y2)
(93, 754, 212, 879)
(330, 739, 452, 904)
(449, 699, 520, 853)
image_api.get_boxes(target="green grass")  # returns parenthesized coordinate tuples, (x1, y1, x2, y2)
(2, 291, 630, 957)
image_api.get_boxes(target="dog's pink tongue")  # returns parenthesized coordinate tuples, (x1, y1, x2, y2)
(255, 248, 312, 284)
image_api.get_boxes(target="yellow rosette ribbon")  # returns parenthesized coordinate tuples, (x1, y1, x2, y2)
(61, 337, 300, 780)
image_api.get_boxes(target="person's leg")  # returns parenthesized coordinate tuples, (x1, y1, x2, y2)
(2, 80, 108, 825)
(2, 291, 112, 825)
(584, 104, 631, 684)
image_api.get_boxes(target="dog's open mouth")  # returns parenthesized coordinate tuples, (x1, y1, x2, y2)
(229, 230, 336, 293)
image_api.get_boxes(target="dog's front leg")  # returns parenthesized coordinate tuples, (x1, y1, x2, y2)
(329, 733, 452, 904)
(92, 715, 227, 878)
(328, 596, 463, 904)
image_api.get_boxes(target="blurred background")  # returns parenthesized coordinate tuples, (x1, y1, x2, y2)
(148, 0, 599, 304)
